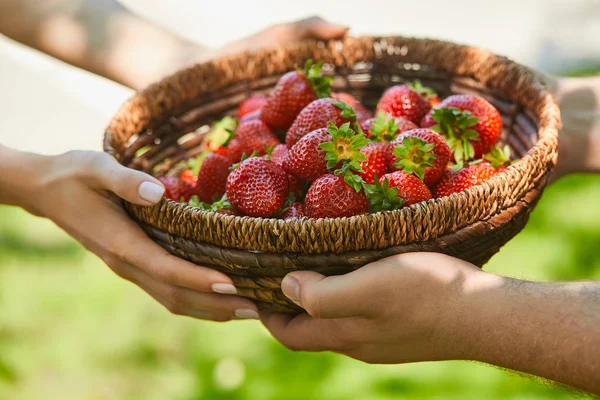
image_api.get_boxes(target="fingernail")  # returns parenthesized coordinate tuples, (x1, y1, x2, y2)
(234, 309, 259, 320)
(281, 275, 300, 304)
(138, 181, 165, 204)
(212, 283, 237, 295)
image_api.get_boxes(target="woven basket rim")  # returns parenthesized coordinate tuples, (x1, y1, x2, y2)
(103, 35, 560, 254)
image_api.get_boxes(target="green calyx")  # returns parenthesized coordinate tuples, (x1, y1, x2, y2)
(370, 111, 400, 142)
(186, 150, 211, 175)
(407, 80, 437, 100)
(229, 151, 260, 171)
(263, 143, 278, 159)
(483, 145, 512, 168)
(189, 194, 233, 212)
(206, 116, 237, 148)
(393, 136, 437, 181)
(365, 172, 404, 213)
(333, 100, 364, 135)
(302, 60, 332, 99)
(319, 122, 368, 175)
(431, 107, 480, 165)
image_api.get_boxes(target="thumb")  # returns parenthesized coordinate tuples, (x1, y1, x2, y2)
(281, 271, 362, 319)
(87, 152, 165, 206)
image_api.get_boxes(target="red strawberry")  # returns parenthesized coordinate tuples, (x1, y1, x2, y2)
(281, 202, 306, 220)
(421, 95, 502, 162)
(380, 171, 432, 207)
(159, 176, 196, 202)
(389, 128, 451, 187)
(407, 80, 441, 108)
(284, 128, 331, 182)
(238, 95, 267, 119)
(332, 92, 372, 123)
(358, 142, 391, 184)
(435, 162, 498, 198)
(227, 120, 280, 163)
(376, 85, 431, 125)
(266, 144, 307, 198)
(225, 157, 289, 217)
(361, 111, 418, 141)
(261, 60, 332, 131)
(285, 98, 346, 147)
(239, 109, 262, 123)
(194, 154, 232, 203)
(305, 174, 369, 218)
(180, 169, 197, 185)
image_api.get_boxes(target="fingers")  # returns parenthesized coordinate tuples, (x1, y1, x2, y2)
(280, 270, 372, 319)
(78, 151, 165, 206)
(260, 312, 352, 352)
(296, 16, 349, 41)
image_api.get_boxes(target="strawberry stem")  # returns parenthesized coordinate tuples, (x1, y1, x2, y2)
(319, 122, 368, 173)
(369, 111, 400, 142)
(303, 60, 333, 99)
(431, 107, 480, 165)
(365, 172, 404, 212)
(407, 80, 437, 100)
(483, 144, 512, 168)
(393, 137, 437, 181)
(333, 100, 364, 135)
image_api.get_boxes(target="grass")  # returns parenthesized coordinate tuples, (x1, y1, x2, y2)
(1, 173, 599, 399)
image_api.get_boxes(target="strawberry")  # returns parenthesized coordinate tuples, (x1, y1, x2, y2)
(266, 144, 307, 198)
(378, 171, 432, 207)
(435, 161, 498, 198)
(238, 95, 267, 119)
(205, 116, 236, 158)
(390, 128, 451, 187)
(159, 176, 196, 202)
(285, 98, 347, 147)
(361, 111, 418, 141)
(376, 85, 431, 125)
(227, 120, 280, 163)
(331, 92, 372, 123)
(407, 80, 441, 108)
(358, 142, 391, 184)
(194, 153, 232, 203)
(421, 95, 502, 163)
(225, 157, 289, 217)
(305, 174, 369, 218)
(261, 60, 332, 131)
(180, 169, 197, 185)
(483, 144, 512, 173)
(284, 128, 331, 182)
(281, 202, 306, 220)
(239, 109, 262, 123)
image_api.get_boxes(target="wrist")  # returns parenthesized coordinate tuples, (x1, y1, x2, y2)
(0, 145, 54, 215)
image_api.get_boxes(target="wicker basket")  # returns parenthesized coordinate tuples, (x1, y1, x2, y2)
(103, 36, 560, 312)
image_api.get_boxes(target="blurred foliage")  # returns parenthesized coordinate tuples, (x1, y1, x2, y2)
(1, 173, 599, 400)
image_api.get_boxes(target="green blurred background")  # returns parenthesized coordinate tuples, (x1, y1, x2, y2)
(1, 172, 600, 400)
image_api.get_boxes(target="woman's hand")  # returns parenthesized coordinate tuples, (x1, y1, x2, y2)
(261, 253, 600, 394)
(0, 147, 259, 321)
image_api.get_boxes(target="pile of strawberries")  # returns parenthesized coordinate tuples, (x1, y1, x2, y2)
(159, 60, 513, 219)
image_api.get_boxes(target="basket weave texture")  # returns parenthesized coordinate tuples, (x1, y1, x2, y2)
(103, 36, 560, 311)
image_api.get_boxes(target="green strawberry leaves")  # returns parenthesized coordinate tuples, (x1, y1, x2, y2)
(393, 136, 438, 181)
(303, 60, 333, 99)
(369, 111, 401, 142)
(365, 172, 405, 213)
(333, 100, 364, 135)
(189, 194, 233, 212)
(206, 116, 237, 148)
(320, 122, 368, 172)
(484, 144, 512, 168)
(407, 80, 437, 100)
(431, 107, 480, 165)
(186, 150, 211, 175)
(229, 151, 260, 171)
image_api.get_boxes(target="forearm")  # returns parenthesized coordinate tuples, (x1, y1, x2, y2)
(458, 273, 600, 393)
(554, 76, 600, 177)
(0, 145, 48, 213)
(0, 0, 209, 89)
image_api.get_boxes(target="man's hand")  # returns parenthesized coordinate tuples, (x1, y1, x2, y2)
(262, 253, 600, 394)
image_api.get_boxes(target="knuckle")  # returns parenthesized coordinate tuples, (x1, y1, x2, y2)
(300, 289, 323, 318)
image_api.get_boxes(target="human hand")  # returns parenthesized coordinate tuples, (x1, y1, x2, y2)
(261, 253, 489, 363)
(8, 149, 259, 321)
